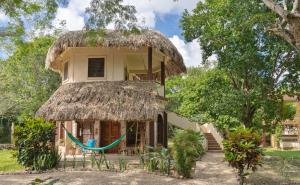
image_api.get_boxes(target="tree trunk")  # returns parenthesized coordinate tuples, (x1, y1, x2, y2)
(262, 0, 300, 53)
(261, 128, 267, 147)
(242, 106, 256, 128)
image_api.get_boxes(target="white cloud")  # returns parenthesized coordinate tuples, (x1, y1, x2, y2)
(0, 12, 9, 23)
(169, 35, 202, 67)
(124, 0, 199, 27)
(53, 0, 91, 31)
(53, 0, 199, 29)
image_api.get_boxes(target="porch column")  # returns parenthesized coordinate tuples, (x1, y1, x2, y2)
(65, 121, 73, 155)
(120, 121, 126, 153)
(55, 122, 60, 147)
(94, 120, 100, 147)
(145, 121, 150, 145)
(154, 120, 158, 147)
(148, 47, 153, 80)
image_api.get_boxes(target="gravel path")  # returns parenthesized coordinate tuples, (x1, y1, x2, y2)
(0, 152, 237, 185)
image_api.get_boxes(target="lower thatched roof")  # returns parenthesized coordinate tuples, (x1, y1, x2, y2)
(36, 81, 165, 121)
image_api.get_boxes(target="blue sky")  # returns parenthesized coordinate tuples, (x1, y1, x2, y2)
(155, 14, 183, 38)
(0, 0, 202, 66)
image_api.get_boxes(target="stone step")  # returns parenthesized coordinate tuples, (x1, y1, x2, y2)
(204, 133, 222, 151)
(207, 150, 223, 153)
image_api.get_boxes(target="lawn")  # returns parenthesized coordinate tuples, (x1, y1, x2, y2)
(0, 150, 24, 172)
(248, 149, 300, 184)
(264, 148, 300, 159)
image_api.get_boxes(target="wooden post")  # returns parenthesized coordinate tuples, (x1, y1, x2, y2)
(163, 112, 168, 148)
(120, 121, 126, 154)
(148, 47, 153, 80)
(154, 120, 158, 148)
(161, 61, 165, 85)
(94, 120, 100, 147)
(145, 121, 150, 145)
(161, 61, 165, 97)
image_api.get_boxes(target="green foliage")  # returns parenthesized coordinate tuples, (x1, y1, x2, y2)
(0, 36, 61, 118)
(274, 124, 284, 148)
(180, 0, 300, 129)
(33, 149, 61, 171)
(144, 147, 171, 175)
(14, 118, 60, 170)
(118, 159, 128, 171)
(223, 127, 263, 185)
(0, 0, 59, 54)
(85, 0, 138, 30)
(281, 102, 296, 120)
(166, 68, 241, 131)
(173, 130, 204, 178)
(0, 117, 12, 143)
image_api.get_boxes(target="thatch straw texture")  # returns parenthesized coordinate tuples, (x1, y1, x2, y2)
(36, 81, 165, 121)
(46, 29, 186, 76)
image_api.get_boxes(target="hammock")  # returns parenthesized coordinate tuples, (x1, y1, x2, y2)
(62, 125, 126, 152)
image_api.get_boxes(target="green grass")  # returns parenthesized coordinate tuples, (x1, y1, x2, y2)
(0, 150, 24, 172)
(264, 149, 300, 159)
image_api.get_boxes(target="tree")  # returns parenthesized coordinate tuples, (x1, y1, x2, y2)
(0, 37, 61, 118)
(166, 68, 242, 131)
(0, 0, 59, 37)
(85, 0, 138, 30)
(262, 0, 300, 53)
(180, 0, 300, 128)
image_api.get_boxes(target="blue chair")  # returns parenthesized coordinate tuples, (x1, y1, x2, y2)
(82, 139, 96, 152)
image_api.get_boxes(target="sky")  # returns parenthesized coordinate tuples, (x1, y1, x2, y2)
(1, 0, 203, 67)
(54, 0, 202, 67)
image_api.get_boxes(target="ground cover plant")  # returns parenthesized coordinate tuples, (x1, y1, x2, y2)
(0, 150, 24, 172)
(264, 149, 300, 159)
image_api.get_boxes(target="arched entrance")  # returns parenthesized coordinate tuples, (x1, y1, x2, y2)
(157, 112, 168, 148)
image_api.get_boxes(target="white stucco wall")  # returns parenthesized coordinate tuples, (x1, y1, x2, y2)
(59, 47, 164, 83)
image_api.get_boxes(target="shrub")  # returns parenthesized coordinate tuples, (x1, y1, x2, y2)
(144, 147, 171, 174)
(223, 126, 263, 185)
(173, 129, 204, 178)
(14, 118, 60, 170)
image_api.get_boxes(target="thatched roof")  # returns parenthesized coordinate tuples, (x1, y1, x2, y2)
(36, 81, 165, 121)
(46, 29, 186, 76)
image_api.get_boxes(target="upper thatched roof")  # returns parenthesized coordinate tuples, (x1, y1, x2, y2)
(36, 81, 165, 121)
(46, 29, 186, 76)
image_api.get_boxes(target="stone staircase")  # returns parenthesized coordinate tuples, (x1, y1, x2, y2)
(167, 111, 223, 152)
(204, 133, 222, 152)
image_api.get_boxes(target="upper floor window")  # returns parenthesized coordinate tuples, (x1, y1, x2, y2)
(63, 62, 69, 81)
(88, 58, 105, 78)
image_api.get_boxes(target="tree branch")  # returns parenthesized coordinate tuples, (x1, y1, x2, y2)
(0, 31, 16, 37)
(283, 0, 288, 10)
(262, 0, 288, 20)
(292, 0, 300, 13)
(268, 27, 296, 46)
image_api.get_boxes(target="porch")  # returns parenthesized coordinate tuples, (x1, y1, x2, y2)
(56, 114, 168, 156)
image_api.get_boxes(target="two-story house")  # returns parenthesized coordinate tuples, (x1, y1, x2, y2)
(36, 29, 186, 155)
